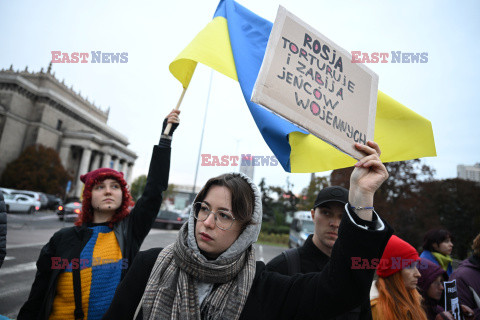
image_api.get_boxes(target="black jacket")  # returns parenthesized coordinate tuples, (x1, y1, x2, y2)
(102, 211, 393, 320)
(18, 145, 171, 320)
(266, 234, 372, 320)
(0, 190, 6, 268)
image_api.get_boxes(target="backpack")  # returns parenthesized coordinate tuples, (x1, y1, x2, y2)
(282, 247, 301, 275)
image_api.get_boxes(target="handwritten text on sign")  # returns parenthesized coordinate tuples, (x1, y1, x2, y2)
(252, 7, 378, 159)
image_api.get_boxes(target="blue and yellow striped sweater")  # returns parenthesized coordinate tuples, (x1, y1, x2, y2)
(49, 225, 124, 320)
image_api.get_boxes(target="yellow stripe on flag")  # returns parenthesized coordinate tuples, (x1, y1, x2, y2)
(289, 91, 436, 172)
(169, 16, 238, 88)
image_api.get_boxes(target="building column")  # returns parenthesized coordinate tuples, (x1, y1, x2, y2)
(118, 160, 126, 174)
(75, 148, 92, 198)
(90, 152, 99, 171)
(126, 163, 134, 185)
(59, 145, 71, 169)
(95, 153, 103, 169)
(102, 153, 112, 168)
(112, 157, 119, 171)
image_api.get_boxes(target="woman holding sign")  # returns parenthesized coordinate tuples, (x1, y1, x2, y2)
(103, 141, 394, 320)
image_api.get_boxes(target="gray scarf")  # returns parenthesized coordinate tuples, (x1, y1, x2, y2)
(140, 223, 256, 319)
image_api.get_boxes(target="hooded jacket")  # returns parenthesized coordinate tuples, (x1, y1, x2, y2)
(18, 145, 171, 320)
(417, 258, 448, 320)
(103, 172, 394, 320)
(449, 255, 480, 318)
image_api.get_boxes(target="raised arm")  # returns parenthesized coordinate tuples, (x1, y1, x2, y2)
(349, 141, 389, 221)
(248, 141, 393, 319)
(128, 110, 180, 242)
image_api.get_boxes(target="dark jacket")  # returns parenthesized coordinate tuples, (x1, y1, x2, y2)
(449, 255, 480, 319)
(18, 145, 171, 320)
(103, 211, 393, 320)
(417, 258, 448, 320)
(266, 234, 372, 320)
(0, 190, 6, 268)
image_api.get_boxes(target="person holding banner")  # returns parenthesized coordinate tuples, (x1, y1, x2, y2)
(103, 141, 394, 320)
(417, 258, 475, 320)
(18, 110, 180, 320)
(370, 235, 428, 320)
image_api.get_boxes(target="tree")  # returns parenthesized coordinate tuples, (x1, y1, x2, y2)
(1, 144, 71, 195)
(297, 175, 329, 210)
(330, 159, 435, 249)
(130, 175, 147, 201)
(419, 178, 480, 259)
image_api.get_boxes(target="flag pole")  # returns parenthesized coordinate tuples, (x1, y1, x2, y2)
(192, 70, 214, 197)
(163, 87, 187, 135)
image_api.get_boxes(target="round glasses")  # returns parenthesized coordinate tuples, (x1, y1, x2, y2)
(193, 202, 236, 230)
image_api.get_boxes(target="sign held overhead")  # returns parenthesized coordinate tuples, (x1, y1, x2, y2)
(252, 6, 379, 159)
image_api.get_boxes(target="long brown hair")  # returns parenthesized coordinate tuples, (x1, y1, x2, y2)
(375, 272, 428, 320)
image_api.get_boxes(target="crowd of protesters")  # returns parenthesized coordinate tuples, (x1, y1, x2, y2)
(0, 109, 477, 319)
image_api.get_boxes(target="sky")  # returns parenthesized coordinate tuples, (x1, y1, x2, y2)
(1, 0, 479, 194)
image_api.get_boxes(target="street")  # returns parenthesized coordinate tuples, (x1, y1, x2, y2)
(0, 210, 287, 318)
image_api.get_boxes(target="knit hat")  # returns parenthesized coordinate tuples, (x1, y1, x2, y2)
(417, 258, 448, 295)
(76, 168, 131, 226)
(313, 186, 349, 209)
(80, 168, 126, 186)
(376, 235, 420, 278)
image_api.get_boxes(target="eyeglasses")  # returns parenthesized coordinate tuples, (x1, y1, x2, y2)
(193, 202, 236, 230)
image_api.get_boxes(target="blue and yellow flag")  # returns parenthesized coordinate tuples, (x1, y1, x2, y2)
(169, 0, 436, 173)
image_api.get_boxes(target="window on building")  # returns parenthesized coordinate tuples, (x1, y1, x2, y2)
(56, 119, 63, 131)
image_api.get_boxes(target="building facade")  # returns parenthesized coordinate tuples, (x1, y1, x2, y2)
(457, 163, 480, 183)
(0, 64, 137, 198)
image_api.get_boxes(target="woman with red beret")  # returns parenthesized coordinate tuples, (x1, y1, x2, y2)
(18, 110, 180, 320)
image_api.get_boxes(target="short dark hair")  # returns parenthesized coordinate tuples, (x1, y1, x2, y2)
(422, 228, 453, 252)
(195, 174, 255, 227)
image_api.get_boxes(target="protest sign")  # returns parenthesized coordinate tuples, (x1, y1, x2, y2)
(444, 280, 464, 320)
(251, 6, 379, 159)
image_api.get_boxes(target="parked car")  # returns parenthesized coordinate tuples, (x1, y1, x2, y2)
(289, 211, 314, 248)
(57, 201, 82, 222)
(45, 194, 63, 210)
(153, 209, 187, 230)
(10, 190, 42, 211)
(4, 194, 39, 214)
(38, 193, 49, 209)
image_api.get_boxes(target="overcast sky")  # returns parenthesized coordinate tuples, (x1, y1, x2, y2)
(1, 0, 479, 194)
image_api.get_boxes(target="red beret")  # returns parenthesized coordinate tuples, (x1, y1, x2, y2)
(377, 235, 420, 278)
(80, 168, 125, 187)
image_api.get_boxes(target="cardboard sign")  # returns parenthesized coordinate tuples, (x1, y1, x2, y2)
(251, 6, 379, 159)
(444, 280, 464, 320)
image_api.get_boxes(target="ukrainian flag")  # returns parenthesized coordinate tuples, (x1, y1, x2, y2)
(169, 0, 436, 173)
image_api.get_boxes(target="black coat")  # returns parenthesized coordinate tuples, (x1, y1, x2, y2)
(266, 234, 372, 320)
(18, 145, 171, 320)
(0, 190, 6, 268)
(103, 212, 393, 320)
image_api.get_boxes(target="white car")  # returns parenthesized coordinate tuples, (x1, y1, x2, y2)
(10, 190, 42, 211)
(4, 193, 39, 213)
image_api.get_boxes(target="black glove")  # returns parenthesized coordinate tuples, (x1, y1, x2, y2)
(159, 118, 179, 147)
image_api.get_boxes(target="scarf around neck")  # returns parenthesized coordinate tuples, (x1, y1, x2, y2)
(139, 222, 256, 320)
(431, 251, 452, 271)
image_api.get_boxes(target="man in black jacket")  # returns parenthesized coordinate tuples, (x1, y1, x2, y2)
(266, 186, 372, 319)
(0, 190, 6, 269)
